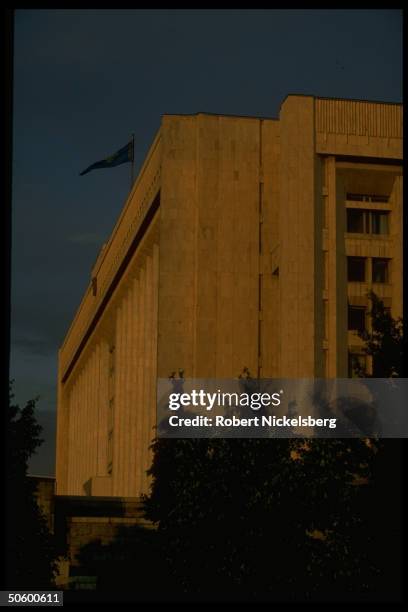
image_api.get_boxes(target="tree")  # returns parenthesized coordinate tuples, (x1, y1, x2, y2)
(5, 382, 61, 589)
(144, 374, 380, 602)
(355, 290, 403, 377)
(353, 293, 404, 600)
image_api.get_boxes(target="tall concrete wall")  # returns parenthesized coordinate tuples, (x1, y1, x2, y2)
(279, 96, 320, 377)
(158, 114, 284, 379)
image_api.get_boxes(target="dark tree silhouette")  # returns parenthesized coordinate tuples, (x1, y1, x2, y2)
(74, 524, 169, 599)
(354, 290, 403, 377)
(5, 382, 62, 589)
(142, 342, 407, 603)
(353, 293, 404, 601)
(144, 431, 379, 601)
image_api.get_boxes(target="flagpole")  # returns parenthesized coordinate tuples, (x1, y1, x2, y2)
(130, 133, 135, 190)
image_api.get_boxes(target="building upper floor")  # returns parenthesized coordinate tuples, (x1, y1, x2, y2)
(58, 95, 402, 384)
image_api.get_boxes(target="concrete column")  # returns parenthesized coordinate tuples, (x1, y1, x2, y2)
(326, 156, 337, 377)
(123, 287, 133, 496)
(74, 372, 80, 494)
(80, 363, 86, 492)
(71, 380, 78, 494)
(142, 255, 153, 495)
(279, 96, 317, 377)
(121, 290, 131, 495)
(135, 266, 146, 496)
(81, 364, 87, 493)
(86, 353, 93, 489)
(84, 356, 91, 491)
(97, 340, 109, 476)
(390, 175, 403, 318)
(55, 360, 69, 494)
(77, 371, 84, 494)
(326, 157, 348, 377)
(147, 244, 159, 492)
(70, 383, 78, 493)
(66, 387, 73, 493)
(80, 369, 87, 493)
(113, 302, 123, 496)
(158, 115, 197, 379)
(128, 276, 139, 495)
(91, 346, 99, 480)
(70, 382, 82, 495)
(79, 371, 85, 494)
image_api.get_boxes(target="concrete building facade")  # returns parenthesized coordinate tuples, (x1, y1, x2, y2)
(56, 95, 403, 498)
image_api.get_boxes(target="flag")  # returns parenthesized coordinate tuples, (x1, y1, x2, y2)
(80, 140, 134, 176)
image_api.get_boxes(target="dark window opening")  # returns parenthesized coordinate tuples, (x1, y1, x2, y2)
(371, 211, 389, 234)
(346, 193, 389, 204)
(348, 306, 366, 332)
(347, 257, 366, 282)
(347, 209, 365, 233)
(370, 195, 389, 203)
(346, 193, 364, 202)
(346, 209, 389, 234)
(372, 258, 389, 283)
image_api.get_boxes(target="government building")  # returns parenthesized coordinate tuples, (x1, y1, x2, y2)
(55, 95, 403, 499)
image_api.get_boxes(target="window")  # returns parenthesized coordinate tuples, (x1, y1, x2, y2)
(348, 353, 367, 378)
(347, 209, 365, 233)
(346, 209, 389, 234)
(370, 195, 389, 203)
(371, 211, 389, 235)
(347, 257, 366, 282)
(372, 258, 389, 283)
(348, 306, 366, 332)
(346, 193, 364, 202)
(346, 193, 388, 204)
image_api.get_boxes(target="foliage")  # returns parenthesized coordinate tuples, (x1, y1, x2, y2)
(75, 524, 169, 598)
(144, 432, 380, 601)
(355, 291, 403, 377)
(5, 382, 62, 589)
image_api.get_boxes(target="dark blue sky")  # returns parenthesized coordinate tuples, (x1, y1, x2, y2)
(10, 9, 402, 474)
